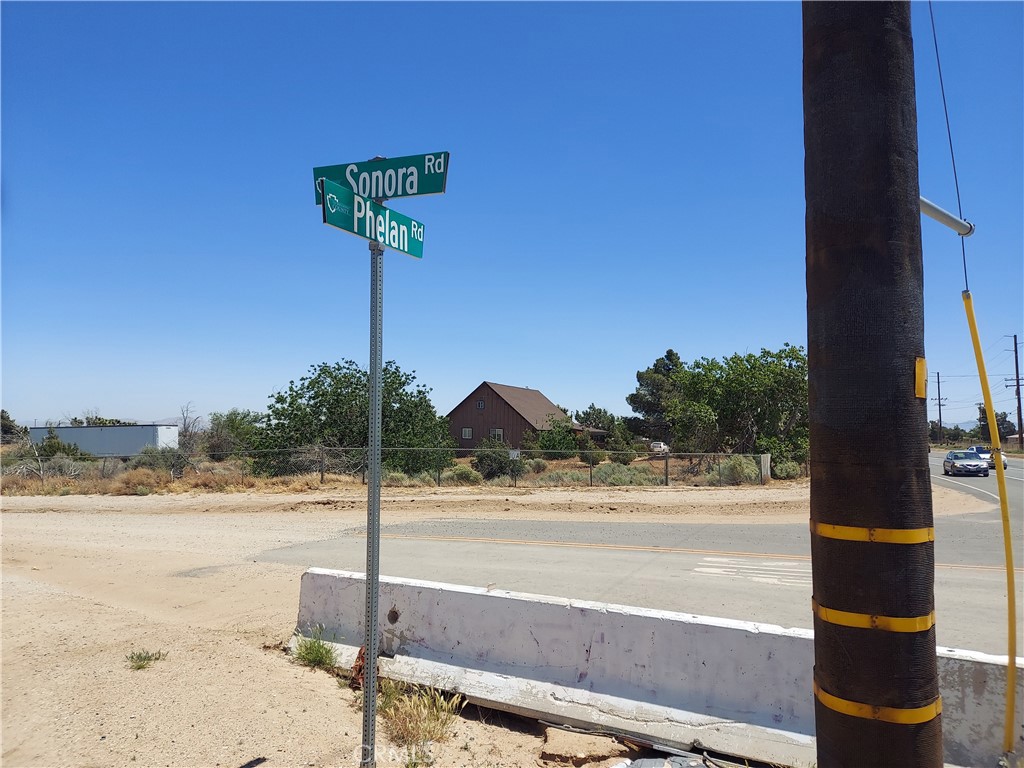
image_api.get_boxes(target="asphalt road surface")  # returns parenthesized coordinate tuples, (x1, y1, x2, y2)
(261, 451, 1023, 656)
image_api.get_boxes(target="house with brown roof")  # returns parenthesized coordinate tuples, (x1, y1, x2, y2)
(447, 382, 567, 450)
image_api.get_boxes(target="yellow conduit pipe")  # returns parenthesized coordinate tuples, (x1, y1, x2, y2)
(962, 289, 1018, 755)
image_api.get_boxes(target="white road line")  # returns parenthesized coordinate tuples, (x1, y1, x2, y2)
(702, 557, 809, 572)
(696, 558, 812, 587)
(930, 474, 1005, 501)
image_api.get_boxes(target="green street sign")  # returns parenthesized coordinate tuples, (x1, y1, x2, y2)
(321, 178, 424, 259)
(313, 152, 449, 205)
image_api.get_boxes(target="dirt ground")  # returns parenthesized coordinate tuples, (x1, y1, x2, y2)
(1, 483, 986, 768)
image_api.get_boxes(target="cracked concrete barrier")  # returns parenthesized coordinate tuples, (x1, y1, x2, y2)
(294, 568, 1022, 768)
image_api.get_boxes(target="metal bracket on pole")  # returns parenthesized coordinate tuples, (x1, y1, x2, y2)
(919, 195, 975, 236)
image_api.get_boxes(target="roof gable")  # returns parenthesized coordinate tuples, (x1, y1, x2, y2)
(483, 382, 566, 430)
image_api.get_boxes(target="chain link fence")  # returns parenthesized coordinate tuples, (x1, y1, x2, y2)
(1, 444, 785, 494)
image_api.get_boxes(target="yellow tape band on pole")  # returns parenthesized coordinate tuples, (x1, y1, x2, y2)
(810, 521, 934, 544)
(812, 598, 935, 632)
(915, 357, 928, 399)
(813, 680, 942, 725)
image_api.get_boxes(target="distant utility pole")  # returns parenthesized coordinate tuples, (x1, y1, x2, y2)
(1007, 334, 1023, 450)
(932, 372, 947, 443)
(804, 3, 941, 766)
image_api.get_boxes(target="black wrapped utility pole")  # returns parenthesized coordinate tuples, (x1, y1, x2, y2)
(803, 3, 942, 766)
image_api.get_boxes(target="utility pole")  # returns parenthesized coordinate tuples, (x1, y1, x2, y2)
(1007, 334, 1023, 451)
(931, 372, 947, 444)
(803, 4, 941, 766)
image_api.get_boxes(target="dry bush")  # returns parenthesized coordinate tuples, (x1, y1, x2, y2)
(170, 469, 258, 493)
(0, 473, 44, 495)
(113, 468, 167, 495)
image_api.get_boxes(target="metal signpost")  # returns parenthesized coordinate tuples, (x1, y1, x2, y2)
(314, 153, 448, 768)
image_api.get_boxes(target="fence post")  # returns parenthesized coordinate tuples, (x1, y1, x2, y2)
(319, 446, 326, 484)
(589, 462, 593, 487)
(717, 455, 722, 486)
(664, 454, 669, 487)
(760, 454, 771, 485)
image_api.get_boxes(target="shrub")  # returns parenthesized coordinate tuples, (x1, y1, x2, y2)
(707, 455, 761, 486)
(772, 458, 802, 480)
(114, 468, 164, 495)
(471, 437, 513, 480)
(382, 470, 410, 486)
(126, 649, 167, 670)
(592, 462, 659, 486)
(577, 434, 607, 467)
(531, 470, 588, 487)
(443, 464, 482, 486)
(528, 458, 547, 474)
(130, 446, 191, 478)
(45, 455, 86, 478)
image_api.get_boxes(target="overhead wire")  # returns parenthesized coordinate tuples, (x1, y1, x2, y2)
(928, 0, 969, 290)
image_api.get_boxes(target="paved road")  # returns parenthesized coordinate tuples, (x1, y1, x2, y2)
(262, 451, 1023, 656)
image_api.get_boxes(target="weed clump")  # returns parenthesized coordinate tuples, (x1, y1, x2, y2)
(293, 626, 338, 671)
(441, 464, 482, 486)
(377, 679, 465, 763)
(126, 649, 167, 670)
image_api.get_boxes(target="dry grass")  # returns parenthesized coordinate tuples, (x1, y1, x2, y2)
(376, 679, 466, 762)
(0, 463, 365, 497)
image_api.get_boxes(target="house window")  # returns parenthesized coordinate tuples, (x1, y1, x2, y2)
(489, 428, 504, 442)
(462, 427, 473, 440)
(476, 399, 485, 410)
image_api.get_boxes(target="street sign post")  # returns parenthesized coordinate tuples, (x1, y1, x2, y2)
(312, 151, 447, 768)
(314, 151, 449, 204)
(321, 179, 425, 259)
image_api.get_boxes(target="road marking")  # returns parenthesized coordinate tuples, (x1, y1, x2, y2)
(379, 532, 809, 561)
(376, 533, 1022, 573)
(930, 473, 1004, 501)
(695, 557, 812, 587)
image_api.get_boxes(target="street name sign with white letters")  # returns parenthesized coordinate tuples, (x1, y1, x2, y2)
(320, 178, 424, 259)
(313, 152, 449, 205)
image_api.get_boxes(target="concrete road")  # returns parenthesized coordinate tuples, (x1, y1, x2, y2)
(262, 452, 1023, 656)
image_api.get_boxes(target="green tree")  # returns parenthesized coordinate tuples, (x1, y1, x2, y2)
(627, 344, 808, 463)
(534, 416, 578, 460)
(574, 404, 616, 433)
(205, 409, 261, 460)
(972, 405, 1014, 441)
(69, 410, 137, 426)
(605, 421, 638, 465)
(37, 427, 87, 458)
(1, 410, 27, 443)
(577, 432, 607, 467)
(945, 424, 967, 444)
(254, 360, 454, 476)
(625, 349, 684, 440)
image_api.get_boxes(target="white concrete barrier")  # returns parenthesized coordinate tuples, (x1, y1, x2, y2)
(295, 568, 1023, 767)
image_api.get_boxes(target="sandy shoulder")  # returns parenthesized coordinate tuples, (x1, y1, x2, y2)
(0, 482, 991, 767)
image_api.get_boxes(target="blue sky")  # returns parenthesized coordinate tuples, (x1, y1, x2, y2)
(2, 2, 1021, 430)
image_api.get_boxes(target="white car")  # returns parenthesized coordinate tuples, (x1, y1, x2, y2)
(965, 445, 1007, 470)
(943, 450, 989, 477)
(649, 441, 670, 455)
